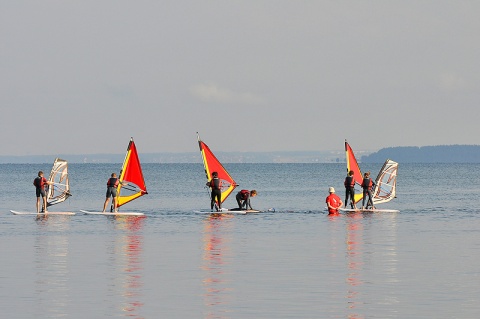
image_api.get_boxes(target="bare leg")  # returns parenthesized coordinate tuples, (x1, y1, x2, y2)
(36, 197, 41, 214)
(102, 197, 110, 212)
(43, 196, 48, 213)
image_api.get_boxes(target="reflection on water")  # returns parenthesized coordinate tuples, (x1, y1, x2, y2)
(202, 215, 234, 319)
(327, 212, 399, 319)
(106, 216, 146, 318)
(345, 213, 364, 319)
(34, 216, 72, 318)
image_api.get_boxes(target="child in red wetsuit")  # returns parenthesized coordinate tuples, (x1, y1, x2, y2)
(326, 187, 343, 215)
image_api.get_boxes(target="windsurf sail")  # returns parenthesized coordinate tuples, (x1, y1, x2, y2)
(197, 132, 238, 205)
(372, 159, 398, 205)
(116, 138, 148, 208)
(345, 140, 363, 204)
(46, 158, 71, 207)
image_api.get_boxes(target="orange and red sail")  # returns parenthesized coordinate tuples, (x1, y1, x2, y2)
(116, 138, 148, 208)
(197, 133, 237, 204)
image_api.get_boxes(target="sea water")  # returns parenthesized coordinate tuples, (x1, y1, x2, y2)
(1, 163, 480, 319)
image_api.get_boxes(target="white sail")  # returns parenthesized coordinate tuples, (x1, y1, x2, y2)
(46, 158, 72, 207)
(372, 159, 398, 205)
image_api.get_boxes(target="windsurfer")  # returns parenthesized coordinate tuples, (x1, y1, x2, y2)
(236, 189, 257, 210)
(207, 171, 222, 212)
(33, 171, 53, 214)
(344, 170, 357, 209)
(326, 187, 343, 215)
(361, 171, 375, 209)
(103, 173, 119, 212)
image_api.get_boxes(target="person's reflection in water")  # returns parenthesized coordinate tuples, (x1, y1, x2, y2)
(202, 214, 234, 319)
(346, 212, 364, 319)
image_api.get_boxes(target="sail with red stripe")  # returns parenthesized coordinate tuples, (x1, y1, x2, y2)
(197, 133, 237, 205)
(46, 158, 72, 207)
(345, 140, 364, 204)
(116, 138, 148, 208)
(372, 159, 398, 205)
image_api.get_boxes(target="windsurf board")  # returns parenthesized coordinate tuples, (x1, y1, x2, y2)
(339, 208, 399, 213)
(80, 210, 145, 216)
(10, 210, 75, 215)
(193, 209, 247, 215)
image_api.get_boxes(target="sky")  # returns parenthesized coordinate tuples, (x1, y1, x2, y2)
(1, 1, 479, 156)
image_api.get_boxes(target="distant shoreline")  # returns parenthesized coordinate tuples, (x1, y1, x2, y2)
(1, 145, 480, 163)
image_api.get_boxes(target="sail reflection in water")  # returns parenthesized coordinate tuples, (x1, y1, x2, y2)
(202, 215, 234, 319)
(105, 216, 146, 318)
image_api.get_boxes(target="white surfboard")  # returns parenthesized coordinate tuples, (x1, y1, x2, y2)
(339, 207, 400, 213)
(10, 210, 75, 216)
(193, 210, 247, 215)
(193, 208, 265, 214)
(80, 210, 145, 216)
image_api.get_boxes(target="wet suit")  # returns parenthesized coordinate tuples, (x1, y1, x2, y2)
(344, 175, 355, 208)
(361, 177, 375, 208)
(209, 177, 222, 211)
(33, 176, 48, 198)
(236, 190, 251, 210)
(106, 177, 119, 198)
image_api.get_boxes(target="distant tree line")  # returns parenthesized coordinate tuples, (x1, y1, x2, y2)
(361, 145, 480, 163)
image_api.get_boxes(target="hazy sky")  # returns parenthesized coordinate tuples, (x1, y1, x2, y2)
(1, 1, 479, 156)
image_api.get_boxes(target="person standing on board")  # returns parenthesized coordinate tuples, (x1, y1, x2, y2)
(33, 171, 52, 214)
(361, 171, 376, 209)
(326, 187, 343, 215)
(236, 189, 257, 210)
(103, 173, 119, 212)
(207, 171, 222, 212)
(344, 170, 357, 209)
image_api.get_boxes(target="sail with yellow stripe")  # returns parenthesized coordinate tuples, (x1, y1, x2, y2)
(116, 138, 148, 208)
(197, 132, 237, 205)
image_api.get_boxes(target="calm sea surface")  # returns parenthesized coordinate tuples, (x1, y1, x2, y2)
(1, 163, 480, 318)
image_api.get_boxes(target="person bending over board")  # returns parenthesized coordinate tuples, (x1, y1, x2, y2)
(344, 170, 357, 209)
(103, 173, 119, 212)
(326, 187, 343, 215)
(236, 189, 257, 210)
(33, 171, 53, 214)
(361, 171, 376, 209)
(207, 171, 222, 212)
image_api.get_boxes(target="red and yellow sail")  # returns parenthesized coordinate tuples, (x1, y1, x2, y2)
(197, 133, 237, 204)
(345, 140, 364, 204)
(116, 138, 148, 208)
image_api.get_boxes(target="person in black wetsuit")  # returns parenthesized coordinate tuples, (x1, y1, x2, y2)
(206, 171, 222, 211)
(344, 170, 357, 209)
(103, 173, 119, 212)
(235, 189, 257, 210)
(361, 171, 376, 209)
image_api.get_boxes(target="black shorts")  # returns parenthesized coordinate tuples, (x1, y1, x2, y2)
(36, 188, 46, 198)
(106, 187, 117, 198)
